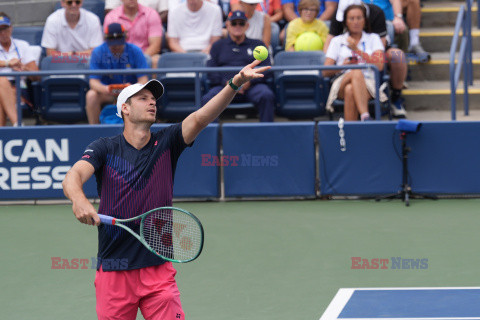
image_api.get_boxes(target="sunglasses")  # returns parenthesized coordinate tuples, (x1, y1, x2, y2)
(230, 20, 246, 27)
(65, 0, 82, 5)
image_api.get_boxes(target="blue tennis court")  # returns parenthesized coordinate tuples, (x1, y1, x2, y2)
(321, 287, 480, 320)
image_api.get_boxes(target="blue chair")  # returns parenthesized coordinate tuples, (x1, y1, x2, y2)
(273, 51, 327, 119)
(12, 26, 44, 46)
(38, 56, 89, 123)
(270, 22, 283, 56)
(55, 0, 105, 24)
(156, 52, 209, 120)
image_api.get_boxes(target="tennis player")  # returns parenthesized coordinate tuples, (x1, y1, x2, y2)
(62, 60, 270, 319)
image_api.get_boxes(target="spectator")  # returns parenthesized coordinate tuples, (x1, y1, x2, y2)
(86, 23, 149, 124)
(230, 0, 284, 23)
(325, 0, 408, 117)
(104, 0, 168, 27)
(236, 0, 272, 48)
(285, 0, 328, 51)
(202, 11, 274, 122)
(323, 4, 386, 121)
(282, 0, 338, 22)
(41, 0, 103, 57)
(361, 0, 429, 61)
(0, 13, 39, 126)
(167, 0, 223, 54)
(104, 0, 163, 67)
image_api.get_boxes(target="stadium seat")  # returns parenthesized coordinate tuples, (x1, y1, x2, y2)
(156, 52, 209, 120)
(270, 22, 282, 56)
(55, 0, 105, 24)
(37, 56, 89, 123)
(12, 26, 44, 46)
(273, 51, 327, 119)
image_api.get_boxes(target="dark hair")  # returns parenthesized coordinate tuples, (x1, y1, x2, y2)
(342, 4, 371, 33)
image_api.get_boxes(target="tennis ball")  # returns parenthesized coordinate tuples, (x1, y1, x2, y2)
(253, 45, 268, 61)
(295, 32, 324, 51)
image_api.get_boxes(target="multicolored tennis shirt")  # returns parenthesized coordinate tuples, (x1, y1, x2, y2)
(79, 123, 191, 271)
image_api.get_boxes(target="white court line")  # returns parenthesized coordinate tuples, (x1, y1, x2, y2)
(342, 287, 480, 291)
(319, 287, 480, 320)
(339, 318, 480, 320)
(319, 289, 354, 320)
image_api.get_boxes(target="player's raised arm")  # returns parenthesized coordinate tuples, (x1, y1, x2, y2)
(181, 60, 271, 145)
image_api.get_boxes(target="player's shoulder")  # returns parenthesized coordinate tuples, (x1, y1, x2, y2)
(89, 134, 122, 148)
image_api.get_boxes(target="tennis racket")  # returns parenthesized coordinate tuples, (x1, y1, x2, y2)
(98, 207, 204, 263)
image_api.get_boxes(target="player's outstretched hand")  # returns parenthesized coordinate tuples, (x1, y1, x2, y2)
(234, 60, 271, 87)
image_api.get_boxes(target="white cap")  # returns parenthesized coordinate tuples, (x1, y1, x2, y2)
(241, 0, 263, 4)
(116, 80, 164, 118)
(336, 0, 362, 22)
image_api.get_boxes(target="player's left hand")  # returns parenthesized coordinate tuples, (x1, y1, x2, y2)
(233, 60, 271, 87)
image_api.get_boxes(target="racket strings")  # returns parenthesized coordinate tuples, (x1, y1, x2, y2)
(142, 209, 202, 261)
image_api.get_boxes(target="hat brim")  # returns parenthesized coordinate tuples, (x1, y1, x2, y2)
(142, 79, 164, 101)
(106, 38, 125, 46)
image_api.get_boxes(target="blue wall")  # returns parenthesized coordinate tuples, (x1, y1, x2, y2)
(1, 121, 479, 200)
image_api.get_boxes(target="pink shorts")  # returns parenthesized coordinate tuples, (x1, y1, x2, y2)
(94, 262, 184, 320)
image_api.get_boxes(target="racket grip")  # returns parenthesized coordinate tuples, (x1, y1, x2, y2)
(98, 214, 116, 225)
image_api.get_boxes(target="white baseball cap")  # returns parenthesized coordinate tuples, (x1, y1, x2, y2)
(116, 79, 164, 118)
(336, 0, 362, 22)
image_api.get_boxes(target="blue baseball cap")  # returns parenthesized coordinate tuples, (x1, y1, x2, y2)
(0, 15, 11, 27)
(227, 11, 248, 22)
(105, 23, 126, 46)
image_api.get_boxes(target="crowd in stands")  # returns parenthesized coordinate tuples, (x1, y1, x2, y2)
(0, 0, 432, 126)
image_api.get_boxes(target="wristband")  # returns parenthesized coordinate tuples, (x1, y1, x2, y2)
(395, 13, 403, 18)
(228, 78, 242, 92)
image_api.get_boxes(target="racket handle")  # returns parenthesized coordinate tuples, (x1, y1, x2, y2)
(98, 214, 116, 225)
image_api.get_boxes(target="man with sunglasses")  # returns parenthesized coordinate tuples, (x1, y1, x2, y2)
(86, 23, 149, 124)
(201, 11, 275, 122)
(41, 0, 103, 57)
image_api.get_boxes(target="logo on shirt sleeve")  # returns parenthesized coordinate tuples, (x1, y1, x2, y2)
(82, 149, 94, 159)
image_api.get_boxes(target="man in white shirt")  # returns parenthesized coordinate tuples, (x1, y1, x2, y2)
(167, 0, 223, 53)
(0, 13, 39, 126)
(41, 0, 103, 57)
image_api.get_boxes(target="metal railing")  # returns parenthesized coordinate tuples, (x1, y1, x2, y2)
(4, 64, 383, 126)
(449, 0, 474, 120)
